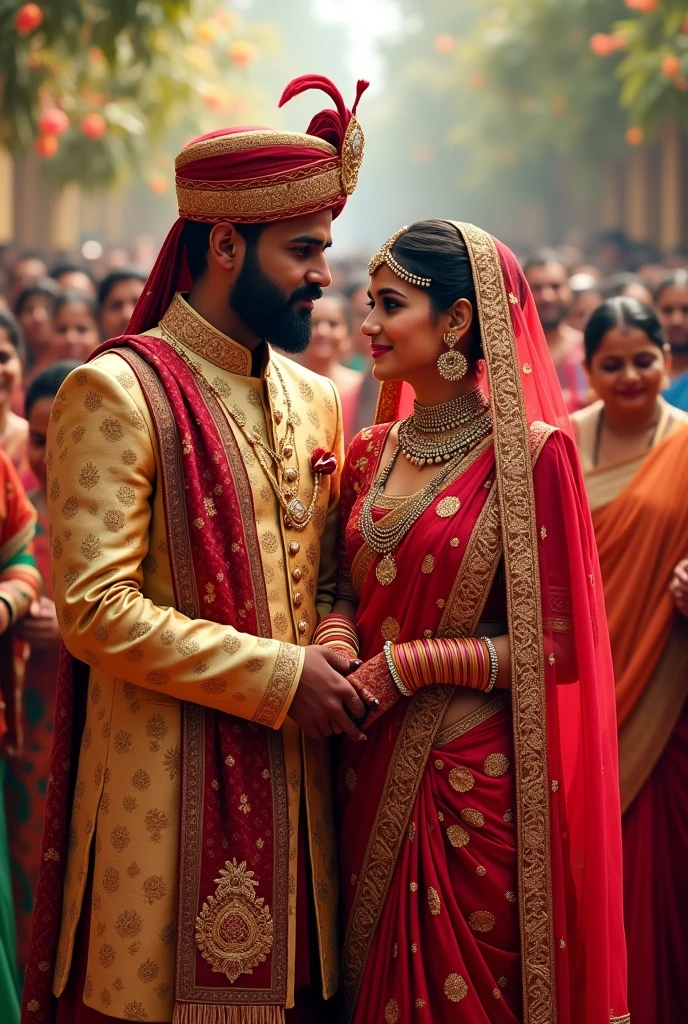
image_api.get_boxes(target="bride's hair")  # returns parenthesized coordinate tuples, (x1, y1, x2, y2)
(390, 219, 483, 361)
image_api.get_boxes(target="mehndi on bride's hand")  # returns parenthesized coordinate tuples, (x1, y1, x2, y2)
(345, 653, 400, 729)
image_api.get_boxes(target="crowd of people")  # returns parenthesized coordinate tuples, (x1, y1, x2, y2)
(0, 190, 687, 1024)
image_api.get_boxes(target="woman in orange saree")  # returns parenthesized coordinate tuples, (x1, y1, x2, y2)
(571, 297, 688, 1024)
(317, 222, 628, 1024)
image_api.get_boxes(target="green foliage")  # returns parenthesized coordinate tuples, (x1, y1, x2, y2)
(453, 0, 688, 189)
(0, 1, 269, 188)
(614, 3, 688, 131)
(453, 0, 629, 191)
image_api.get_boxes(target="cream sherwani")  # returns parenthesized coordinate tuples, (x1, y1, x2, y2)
(47, 295, 343, 1021)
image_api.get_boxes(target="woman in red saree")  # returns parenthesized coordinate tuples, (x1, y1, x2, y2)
(571, 297, 688, 1024)
(316, 221, 628, 1023)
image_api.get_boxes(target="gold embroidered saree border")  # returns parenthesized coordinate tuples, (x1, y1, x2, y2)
(437, 480, 500, 638)
(434, 692, 511, 748)
(457, 222, 555, 1024)
(610, 1015, 630, 1024)
(341, 439, 503, 1019)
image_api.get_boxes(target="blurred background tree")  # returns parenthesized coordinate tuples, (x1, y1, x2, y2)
(0, 0, 273, 189)
(362, 0, 688, 246)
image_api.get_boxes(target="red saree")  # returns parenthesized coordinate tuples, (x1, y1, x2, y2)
(337, 224, 628, 1024)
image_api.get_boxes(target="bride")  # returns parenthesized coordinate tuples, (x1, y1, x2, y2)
(314, 220, 629, 1023)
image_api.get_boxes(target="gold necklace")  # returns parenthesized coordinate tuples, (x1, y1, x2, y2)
(359, 445, 466, 585)
(161, 329, 320, 530)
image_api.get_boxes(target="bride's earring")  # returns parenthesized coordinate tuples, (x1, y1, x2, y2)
(437, 331, 467, 381)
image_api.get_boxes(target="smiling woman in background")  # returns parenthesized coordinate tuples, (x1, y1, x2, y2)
(298, 290, 362, 443)
(571, 297, 688, 1024)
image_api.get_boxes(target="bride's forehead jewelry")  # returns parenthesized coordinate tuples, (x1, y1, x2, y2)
(368, 226, 432, 288)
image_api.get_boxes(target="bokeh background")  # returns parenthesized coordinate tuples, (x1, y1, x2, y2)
(1, 0, 686, 267)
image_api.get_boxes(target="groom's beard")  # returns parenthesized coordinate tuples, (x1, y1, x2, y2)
(230, 245, 323, 354)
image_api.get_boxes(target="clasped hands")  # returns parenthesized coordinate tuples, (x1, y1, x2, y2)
(287, 646, 395, 742)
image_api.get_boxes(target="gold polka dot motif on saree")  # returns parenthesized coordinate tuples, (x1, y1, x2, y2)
(381, 616, 400, 641)
(444, 973, 468, 1002)
(484, 752, 510, 777)
(436, 495, 461, 518)
(468, 910, 495, 932)
(460, 808, 485, 827)
(427, 887, 441, 915)
(446, 824, 470, 848)
(421, 554, 435, 574)
(449, 766, 475, 792)
(385, 998, 400, 1023)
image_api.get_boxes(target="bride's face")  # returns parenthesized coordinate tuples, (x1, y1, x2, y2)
(362, 265, 472, 383)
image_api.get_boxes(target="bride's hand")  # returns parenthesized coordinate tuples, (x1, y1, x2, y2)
(345, 653, 400, 730)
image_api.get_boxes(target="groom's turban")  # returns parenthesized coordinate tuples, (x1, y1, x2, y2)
(128, 75, 368, 334)
(175, 75, 368, 223)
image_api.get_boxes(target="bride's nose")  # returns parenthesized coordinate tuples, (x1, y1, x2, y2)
(361, 314, 381, 337)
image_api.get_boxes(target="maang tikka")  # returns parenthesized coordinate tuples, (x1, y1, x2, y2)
(437, 331, 468, 381)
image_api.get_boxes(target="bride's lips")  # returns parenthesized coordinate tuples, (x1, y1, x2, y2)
(370, 344, 393, 359)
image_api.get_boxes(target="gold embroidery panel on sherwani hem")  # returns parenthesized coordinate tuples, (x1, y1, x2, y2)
(48, 297, 344, 1019)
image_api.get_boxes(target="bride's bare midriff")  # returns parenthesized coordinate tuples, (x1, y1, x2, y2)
(437, 621, 506, 734)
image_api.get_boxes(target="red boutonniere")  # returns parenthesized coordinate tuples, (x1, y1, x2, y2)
(311, 448, 338, 476)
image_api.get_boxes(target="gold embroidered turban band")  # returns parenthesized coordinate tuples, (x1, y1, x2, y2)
(174, 75, 368, 224)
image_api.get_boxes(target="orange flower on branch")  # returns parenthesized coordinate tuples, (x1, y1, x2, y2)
(624, 0, 657, 11)
(81, 113, 106, 140)
(626, 126, 644, 145)
(39, 109, 69, 136)
(229, 40, 257, 68)
(661, 55, 680, 79)
(434, 34, 456, 55)
(35, 134, 58, 158)
(590, 34, 614, 57)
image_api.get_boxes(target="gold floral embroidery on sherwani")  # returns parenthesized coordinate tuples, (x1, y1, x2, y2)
(48, 295, 344, 1020)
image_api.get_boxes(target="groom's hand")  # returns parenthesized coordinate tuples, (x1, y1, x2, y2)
(288, 646, 367, 741)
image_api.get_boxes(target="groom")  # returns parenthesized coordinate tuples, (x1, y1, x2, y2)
(23, 76, 368, 1024)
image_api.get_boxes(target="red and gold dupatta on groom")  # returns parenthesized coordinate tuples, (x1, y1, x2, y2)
(338, 224, 628, 1024)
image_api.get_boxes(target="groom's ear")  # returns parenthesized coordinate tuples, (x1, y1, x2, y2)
(208, 222, 245, 275)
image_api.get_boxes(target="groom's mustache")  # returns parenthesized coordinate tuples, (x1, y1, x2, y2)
(289, 283, 324, 305)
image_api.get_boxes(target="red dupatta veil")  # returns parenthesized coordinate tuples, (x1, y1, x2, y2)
(373, 223, 627, 1024)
